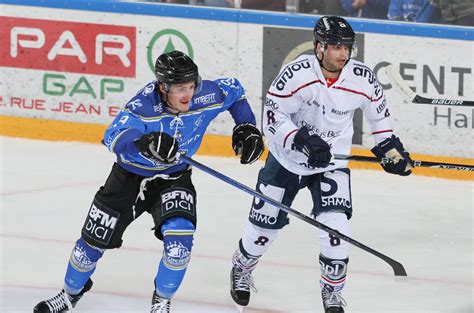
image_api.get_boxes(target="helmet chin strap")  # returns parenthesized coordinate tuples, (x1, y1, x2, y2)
(314, 44, 349, 74)
(158, 83, 174, 111)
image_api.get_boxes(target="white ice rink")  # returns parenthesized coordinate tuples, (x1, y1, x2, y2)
(1, 137, 472, 313)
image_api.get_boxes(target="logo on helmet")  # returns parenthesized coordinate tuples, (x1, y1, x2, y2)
(322, 17, 330, 30)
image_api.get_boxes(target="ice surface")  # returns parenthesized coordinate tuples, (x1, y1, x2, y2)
(1, 137, 472, 312)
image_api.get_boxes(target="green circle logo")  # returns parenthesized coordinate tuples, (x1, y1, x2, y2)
(147, 29, 194, 74)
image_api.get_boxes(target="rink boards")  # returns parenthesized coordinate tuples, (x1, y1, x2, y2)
(0, 0, 473, 180)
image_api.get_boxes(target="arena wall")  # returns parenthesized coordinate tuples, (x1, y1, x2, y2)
(1, 0, 472, 180)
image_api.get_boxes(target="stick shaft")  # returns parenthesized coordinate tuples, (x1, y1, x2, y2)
(334, 154, 474, 172)
(181, 155, 407, 277)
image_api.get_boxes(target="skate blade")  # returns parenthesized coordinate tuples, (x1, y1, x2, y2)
(234, 303, 244, 313)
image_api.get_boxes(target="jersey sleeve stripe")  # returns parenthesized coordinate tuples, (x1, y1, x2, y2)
(267, 80, 324, 98)
(283, 129, 299, 148)
(109, 128, 132, 152)
(372, 129, 393, 135)
(333, 86, 383, 102)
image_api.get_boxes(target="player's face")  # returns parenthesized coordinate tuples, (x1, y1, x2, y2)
(320, 43, 351, 72)
(163, 81, 195, 113)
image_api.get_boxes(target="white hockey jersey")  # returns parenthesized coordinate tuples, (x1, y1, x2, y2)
(264, 54, 393, 176)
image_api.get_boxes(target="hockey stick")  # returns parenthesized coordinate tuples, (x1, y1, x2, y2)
(180, 154, 407, 277)
(334, 154, 474, 172)
(384, 64, 474, 106)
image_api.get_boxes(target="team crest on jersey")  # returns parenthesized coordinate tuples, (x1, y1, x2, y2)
(193, 114, 204, 131)
(141, 83, 155, 96)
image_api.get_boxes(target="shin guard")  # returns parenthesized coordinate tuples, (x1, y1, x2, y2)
(240, 220, 280, 258)
(64, 237, 104, 295)
(154, 217, 195, 299)
(319, 254, 349, 292)
(316, 212, 350, 293)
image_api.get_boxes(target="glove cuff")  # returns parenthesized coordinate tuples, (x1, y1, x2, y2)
(371, 145, 385, 160)
(293, 126, 310, 147)
(233, 123, 258, 133)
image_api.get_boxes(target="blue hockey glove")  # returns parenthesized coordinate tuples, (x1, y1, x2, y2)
(135, 132, 178, 164)
(232, 123, 265, 164)
(292, 126, 332, 168)
(371, 135, 414, 176)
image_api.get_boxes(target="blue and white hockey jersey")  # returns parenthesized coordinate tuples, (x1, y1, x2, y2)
(103, 78, 256, 176)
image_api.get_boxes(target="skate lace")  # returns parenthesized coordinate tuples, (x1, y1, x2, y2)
(46, 291, 73, 312)
(234, 270, 257, 293)
(322, 291, 347, 307)
(150, 297, 170, 313)
(150, 301, 170, 312)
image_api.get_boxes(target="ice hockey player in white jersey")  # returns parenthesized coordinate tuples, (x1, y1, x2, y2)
(229, 16, 414, 313)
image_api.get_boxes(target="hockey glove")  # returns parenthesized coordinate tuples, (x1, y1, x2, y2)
(371, 135, 414, 176)
(232, 123, 265, 164)
(135, 132, 178, 164)
(292, 126, 332, 168)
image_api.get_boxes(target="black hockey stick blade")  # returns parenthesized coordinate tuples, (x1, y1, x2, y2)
(181, 154, 407, 277)
(385, 64, 474, 107)
(334, 154, 474, 172)
(412, 95, 474, 106)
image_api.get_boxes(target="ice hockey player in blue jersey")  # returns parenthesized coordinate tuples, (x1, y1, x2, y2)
(33, 50, 264, 313)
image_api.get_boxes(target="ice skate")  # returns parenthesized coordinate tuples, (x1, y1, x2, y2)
(321, 283, 347, 313)
(33, 279, 93, 313)
(150, 290, 171, 313)
(230, 264, 257, 309)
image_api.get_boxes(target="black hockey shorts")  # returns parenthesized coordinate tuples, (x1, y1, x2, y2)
(248, 153, 352, 230)
(81, 163, 197, 249)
